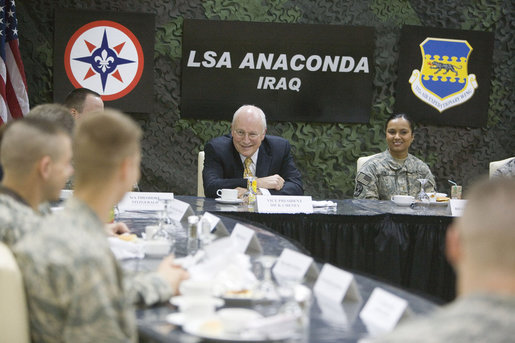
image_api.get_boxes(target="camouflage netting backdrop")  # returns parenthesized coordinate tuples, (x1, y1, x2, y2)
(17, 0, 514, 198)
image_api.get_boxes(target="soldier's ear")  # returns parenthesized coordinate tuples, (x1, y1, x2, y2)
(37, 156, 53, 180)
(446, 224, 462, 268)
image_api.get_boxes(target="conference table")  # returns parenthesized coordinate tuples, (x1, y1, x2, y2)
(173, 196, 456, 303)
(118, 210, 439, 343)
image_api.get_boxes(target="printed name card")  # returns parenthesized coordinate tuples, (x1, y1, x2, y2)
(200, 212, 229, 237)
(203, 237, 233, 259)
(167, 199, 195, 222)
(272, 248, 319, 283)
(314, 263, 362, 303)
(117, 192, 174, 211)
(450, 199, 468, 217)
(230, 223, 263, 254)
(359, 287, 411, 335)
(316, 294, 362, 328)
(256, 195, 313, 214)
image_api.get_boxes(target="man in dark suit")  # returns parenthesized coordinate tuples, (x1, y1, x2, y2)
(203, 105, 303, 198)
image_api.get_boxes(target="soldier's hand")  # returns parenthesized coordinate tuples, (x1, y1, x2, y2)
(105, 222, 130, 236)
(157, 255, 189, 295)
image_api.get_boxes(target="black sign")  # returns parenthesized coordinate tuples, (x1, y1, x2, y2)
(54, 9, 154, 113)
(181, 19, 375, 123)
(395, 25, 494, 127)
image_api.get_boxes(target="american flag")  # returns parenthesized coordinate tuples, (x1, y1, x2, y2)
(0, 0, 29, 124)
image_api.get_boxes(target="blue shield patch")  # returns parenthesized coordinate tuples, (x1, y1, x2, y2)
(409, 37, 478, 112)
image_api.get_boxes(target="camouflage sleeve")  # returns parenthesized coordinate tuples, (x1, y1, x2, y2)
(124, 270, 174, 306)
(15, 242, 136, 342)
(420, 162, 436, 193)
(354, 169, 378, 199)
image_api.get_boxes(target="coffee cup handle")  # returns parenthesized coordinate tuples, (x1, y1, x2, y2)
(216, 189, 222, 197)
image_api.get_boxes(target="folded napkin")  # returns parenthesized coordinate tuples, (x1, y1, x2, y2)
(185, 239, 258, 294)
(312, 200, 337, 207)
(108, 236, 144, 260)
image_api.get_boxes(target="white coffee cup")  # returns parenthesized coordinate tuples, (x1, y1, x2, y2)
(143, 240, 172, 256)
(391, 195, 415, 206)
(179, 279, 213, 296)
(216, 188, 238, 201)
(145, 225, 159, 240)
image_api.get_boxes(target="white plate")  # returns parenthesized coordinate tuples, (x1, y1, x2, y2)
(429, 200, 449, 206)
(183, 312, 291, 342)
(165, 312, 185, 326)
(170, 295, 224, 308)
(215, 198, 243, 204)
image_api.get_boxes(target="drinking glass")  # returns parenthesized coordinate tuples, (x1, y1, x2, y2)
(417, 178, 430, 203)
(159, 199, 182, 234)
(253, 255, 281, 316)
(258, 256, 279, 299)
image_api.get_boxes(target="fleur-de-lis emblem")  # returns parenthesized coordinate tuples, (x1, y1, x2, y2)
(94, 49, 114, 73)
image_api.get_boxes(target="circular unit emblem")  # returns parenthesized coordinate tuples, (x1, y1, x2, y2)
(64, 20, 144, 101)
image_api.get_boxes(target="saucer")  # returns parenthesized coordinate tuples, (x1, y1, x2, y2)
(170, 295, 224, 309)
(166, 312, 185, 326)
(215, 198, 243, 204)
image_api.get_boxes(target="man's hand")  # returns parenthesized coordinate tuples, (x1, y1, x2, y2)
(236, 187, 247, 198)
(157, 255, 189, 295)
(257, 174, 285, 190)
(105, 222, 130, 236)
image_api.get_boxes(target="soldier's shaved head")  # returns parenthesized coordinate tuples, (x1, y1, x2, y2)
(1, 117, 70, 177)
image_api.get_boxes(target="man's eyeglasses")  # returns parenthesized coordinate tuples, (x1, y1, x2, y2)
(233, 129, 262, 139)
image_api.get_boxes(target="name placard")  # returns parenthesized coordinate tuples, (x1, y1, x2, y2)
(200, 212, 229, 237)
(256, 195, 313, 214)
(230, 223, 263, 254)
(273, 248, 319, 283)
(117, 192, 174, 211)
(450, 199, 467, 217)
(168, 199, 195, 222)
(203, 237, 234, 259)
(359, 287, 411, 335)
(316, 295, 362, 327)
(314, 263, 362, 303)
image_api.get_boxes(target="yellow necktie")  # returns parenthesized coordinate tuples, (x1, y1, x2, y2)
(243, 157, 253, 178)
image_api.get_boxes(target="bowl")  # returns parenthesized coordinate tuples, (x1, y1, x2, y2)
(143, 240, 172, 257)
(390, 195, 415, 206)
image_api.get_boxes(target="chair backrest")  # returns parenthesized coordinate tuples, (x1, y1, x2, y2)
(0, 242, 30, 343)
(357, 153, 380, 173)
(197, 151, 205, 197)
(489, 156, 515, 177)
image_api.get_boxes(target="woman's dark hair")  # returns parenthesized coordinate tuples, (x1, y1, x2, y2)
(385, 113, 415, 133)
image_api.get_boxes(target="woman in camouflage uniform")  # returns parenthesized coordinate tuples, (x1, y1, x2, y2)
(354, 113, 435, 199)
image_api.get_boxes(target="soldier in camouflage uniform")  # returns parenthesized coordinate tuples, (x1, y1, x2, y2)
(354, 150, 435, 199)
(354, 113, 435, 199)
(0, 113, 73, 246)
(371, 178, 515, 342)
(14, 109, 188, 342)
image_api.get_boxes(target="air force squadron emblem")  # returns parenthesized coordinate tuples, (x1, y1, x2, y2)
(409, 38, 477, 112)
(64, 20, 144, 101)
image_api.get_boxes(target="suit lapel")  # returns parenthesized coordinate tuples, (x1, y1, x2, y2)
(256, 140, 271, 177)
(232, 145, 244, 177)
